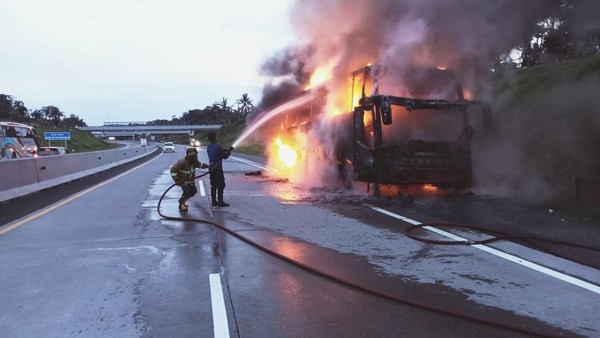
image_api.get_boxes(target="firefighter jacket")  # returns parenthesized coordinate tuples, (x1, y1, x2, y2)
(170, 158, 207, 185)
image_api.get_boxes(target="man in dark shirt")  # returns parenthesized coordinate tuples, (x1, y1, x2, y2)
(206, 133, 233, 207)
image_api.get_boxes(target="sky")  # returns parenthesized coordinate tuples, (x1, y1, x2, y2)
(0, 0, 295, 126)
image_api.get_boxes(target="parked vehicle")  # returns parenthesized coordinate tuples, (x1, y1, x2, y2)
(38, 146, 70, 156)
(0, 122, 41, 159)
(163, 142, 175, 153)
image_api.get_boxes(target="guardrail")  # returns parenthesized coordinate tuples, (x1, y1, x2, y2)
(0, 145, 158, 203)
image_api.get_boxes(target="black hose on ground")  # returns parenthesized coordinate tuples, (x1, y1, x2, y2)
(158, 176, 565, 338)
(405, 223, 600, 270)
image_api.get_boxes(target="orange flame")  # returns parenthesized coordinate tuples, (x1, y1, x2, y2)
(275, 138, 298, 168)
(305, 66, 333, 90)
(268, 129, 309, 182)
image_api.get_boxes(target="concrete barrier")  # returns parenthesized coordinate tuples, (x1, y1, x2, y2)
(0, 144, 158, 203)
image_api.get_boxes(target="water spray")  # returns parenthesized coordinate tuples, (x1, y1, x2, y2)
(232, 93, 313, 148)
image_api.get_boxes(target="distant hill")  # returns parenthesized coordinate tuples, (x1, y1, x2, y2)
(473, 56, 600, 214)
(36, 125, 119, 153)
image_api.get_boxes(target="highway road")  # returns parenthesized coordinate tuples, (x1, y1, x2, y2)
(1, 144, 599, 337)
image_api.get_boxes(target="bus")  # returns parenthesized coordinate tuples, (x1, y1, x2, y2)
(346, 65, 492, 192)
(0, 122, 41, 159)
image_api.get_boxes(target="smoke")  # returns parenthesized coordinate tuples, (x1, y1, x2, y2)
(255, 47, 310, 111)
(253, 0, 600, 199)
(473, 68, 600, 206)
(285, 0, 561, 91)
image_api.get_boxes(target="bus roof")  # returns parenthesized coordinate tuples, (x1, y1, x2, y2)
(0, 121, 35, 128)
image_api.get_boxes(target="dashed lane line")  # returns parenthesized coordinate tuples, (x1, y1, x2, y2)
(198, 178, 206, 197)
(209, 274, 230, 338)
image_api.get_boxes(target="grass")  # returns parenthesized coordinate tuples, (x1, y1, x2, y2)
(480, 55, 600, 215)
(491, 55, 600, 102)
(35, 125, 119, 153)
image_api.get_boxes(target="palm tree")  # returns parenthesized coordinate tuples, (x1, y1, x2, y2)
(236, 93, 254, 118)
(214, 97, 232, 125)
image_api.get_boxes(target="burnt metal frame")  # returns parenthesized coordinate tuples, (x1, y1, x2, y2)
(353, 95, 484, 195)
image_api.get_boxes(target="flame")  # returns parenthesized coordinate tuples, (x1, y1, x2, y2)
(463, 88, 473, 100)
(436, 66, 447, 71)
(305, 66, 333, 90)
(267, 127, 312, 183)
(275, 138, 298, 168)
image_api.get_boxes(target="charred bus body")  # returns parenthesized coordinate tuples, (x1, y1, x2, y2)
(268, 64, 492, 193)
(336, 65, 492, 191)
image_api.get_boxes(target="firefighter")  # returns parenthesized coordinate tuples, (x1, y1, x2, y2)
(170, 147, 208, 211)
(206, 132, 233, 207)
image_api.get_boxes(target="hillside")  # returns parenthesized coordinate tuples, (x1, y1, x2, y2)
(473, 55, 600, 215)
(35, 125, 119, 153)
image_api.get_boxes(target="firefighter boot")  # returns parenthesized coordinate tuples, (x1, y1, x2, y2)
(178, 197, 188, 211)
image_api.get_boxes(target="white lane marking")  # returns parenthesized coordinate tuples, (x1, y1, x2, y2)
(199, 179, 206, 196)
(229, 155, 268, 170)
(370, 206, 600, 295)
(209, 274, 230, 338)
(0, 155, 161, 235)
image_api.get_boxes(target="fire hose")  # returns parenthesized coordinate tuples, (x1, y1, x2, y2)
(405, 223, 600, 270)
(158, 171, 586, 338)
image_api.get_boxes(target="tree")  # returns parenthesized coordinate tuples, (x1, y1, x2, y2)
(214, 97, 233, 125)
(236, 93, 254, 118)
(0, 94, 28, 122)
(518, 1, 600, 67)
(62, 114, 87, 128)
(0, 94, 15, 120)
(38, 106, 64, 127)
(30, 109, 44, 121)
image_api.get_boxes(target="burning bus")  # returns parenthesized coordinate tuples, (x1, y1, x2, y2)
(346, 65, 493, 193)
(262, 63, 492, 194)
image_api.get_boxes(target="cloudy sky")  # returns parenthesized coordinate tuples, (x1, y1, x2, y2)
(0, 0, 295, 125)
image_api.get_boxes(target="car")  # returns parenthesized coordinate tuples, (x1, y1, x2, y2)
(38, 146, 69, 156)
(163, 142, 175, 153)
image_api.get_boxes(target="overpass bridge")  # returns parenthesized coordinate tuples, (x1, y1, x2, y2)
(77, 123, 222, 138)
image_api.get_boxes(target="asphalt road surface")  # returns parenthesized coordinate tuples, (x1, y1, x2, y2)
(1, 146, 599, 337)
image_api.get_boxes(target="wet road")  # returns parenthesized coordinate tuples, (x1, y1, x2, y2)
(1, 146, 599, 337)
